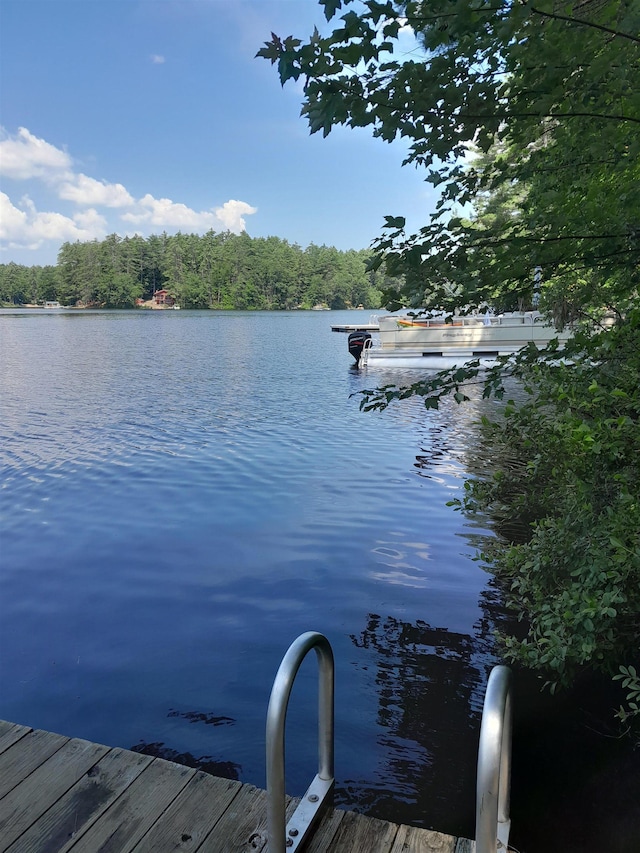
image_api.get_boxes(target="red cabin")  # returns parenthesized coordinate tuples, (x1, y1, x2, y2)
(154, 289, 175, 307)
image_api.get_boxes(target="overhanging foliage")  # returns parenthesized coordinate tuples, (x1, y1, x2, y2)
(260, 0, 640, 722)
(259, 0, 640, 313)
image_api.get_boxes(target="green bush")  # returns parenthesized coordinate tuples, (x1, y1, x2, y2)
(460, 313, 640, 715)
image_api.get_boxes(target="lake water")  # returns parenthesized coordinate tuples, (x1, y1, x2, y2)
(1, 308, 501, 836)
(6, 307, 633, 849)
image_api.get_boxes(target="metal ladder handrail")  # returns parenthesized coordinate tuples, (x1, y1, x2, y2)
(360, 335, 373, 367)
(266, 632, 335, 853)
(475, 665, 513, 853)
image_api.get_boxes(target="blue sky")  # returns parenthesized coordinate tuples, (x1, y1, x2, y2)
(1, 0, 438, 266)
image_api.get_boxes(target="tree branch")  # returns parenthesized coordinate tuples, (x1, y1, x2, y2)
(456, 111, 640, 124)
(529, 5, 640, 44)
(465, 232, 631, 249)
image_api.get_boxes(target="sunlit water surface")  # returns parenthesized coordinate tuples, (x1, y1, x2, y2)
(0, 309, 506, 838)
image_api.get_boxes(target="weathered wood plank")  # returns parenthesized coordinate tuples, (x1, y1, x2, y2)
(390, 824, 457, 853)
(325, 810, 399, 852)
(0, 723, 32, 758)
(196, 783, 272, 853)
(5, 747, 153, 853)
(305, 807, 347, 852)
(0, 722, 473, 853)
(0, 728, 69, 799)
(0, 737, 109, 852)
(0, 720, 17, 737)
(130, 771, 243, 853)
(63, 757, 195, 853)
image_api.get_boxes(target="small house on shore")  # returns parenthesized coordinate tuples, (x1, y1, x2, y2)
(153, 290, 175, 307)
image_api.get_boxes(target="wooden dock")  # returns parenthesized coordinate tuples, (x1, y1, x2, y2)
(0, 719, 473, 853)
(330, 323, 379, 332)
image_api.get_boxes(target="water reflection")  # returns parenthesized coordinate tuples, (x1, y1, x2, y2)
(371, 540, 432, 588)
(337, 607, 501, 838)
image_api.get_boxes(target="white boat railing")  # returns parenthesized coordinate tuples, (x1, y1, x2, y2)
(391, 312, 541, 329)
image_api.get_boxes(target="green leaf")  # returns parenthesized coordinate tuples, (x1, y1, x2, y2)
(322, 0, 343, 21)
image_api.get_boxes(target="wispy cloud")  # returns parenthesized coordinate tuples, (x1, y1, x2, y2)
(150, 54, 165, 64)
(0, 127, 257, 254)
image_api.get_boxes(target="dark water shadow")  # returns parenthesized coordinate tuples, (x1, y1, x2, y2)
(336, 577, 640, 851)
(167, 709, 235, 727)
(417, 386, 640, 850)
(509, 668, 640, 853)
(130, 740, 241, 780)
(334, 602, 504, 839)
(130, 708, 241, 780)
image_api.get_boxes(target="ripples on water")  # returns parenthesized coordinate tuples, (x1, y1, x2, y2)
(0, 309, 503, 838)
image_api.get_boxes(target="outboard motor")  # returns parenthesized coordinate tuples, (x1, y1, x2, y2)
(348, 331, 371, 365)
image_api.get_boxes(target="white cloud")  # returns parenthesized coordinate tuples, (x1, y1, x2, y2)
(0, 192, 107, 249)
(57, 173, 134, 207)
(0, 128, 132, 210)
(122, 194, 218, 230)
(215, 199, 258, 232)
(73, 207, 109, 231)
(0, 126, 258, 259)
(151, 54, 165, 64)
(123, 194, 257, 234)
(0, 127, 71, 181)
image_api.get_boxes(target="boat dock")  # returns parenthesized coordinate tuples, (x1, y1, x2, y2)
(330, 323, 379, 332)
(0, 719, 472, 853)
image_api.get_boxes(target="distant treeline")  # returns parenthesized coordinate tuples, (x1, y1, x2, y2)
(0, 231, 401, 309)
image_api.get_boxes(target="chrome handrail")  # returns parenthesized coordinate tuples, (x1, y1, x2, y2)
(476, 665, 513, 853)
(360, 335, 373, 367)
(266, 632, 335, 853)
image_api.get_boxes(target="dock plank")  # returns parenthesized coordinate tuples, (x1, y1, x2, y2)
(196, 783, 274, 853)
(390, 824, 457, 853)
(305, 807, 347, 852)
(0, 722, 473, 853)
(0, 720, 16, 737)
(5, 747, 153, 853)
(326, 810, 398, 852)
(0, 723, 32, 759)
(0, 728, 69, 799)
(62, 758, 195, 853)
(0, 737, 109, 852)
(130, 772, 242, 853)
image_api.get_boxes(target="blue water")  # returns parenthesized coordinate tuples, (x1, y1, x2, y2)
(0, 309, 501, 836)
